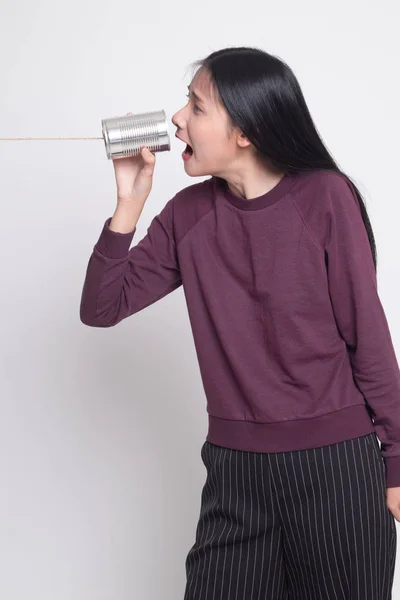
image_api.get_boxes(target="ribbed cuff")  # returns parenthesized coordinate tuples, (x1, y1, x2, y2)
(94, 217, 136, 259)
(384, 454, 400, 488)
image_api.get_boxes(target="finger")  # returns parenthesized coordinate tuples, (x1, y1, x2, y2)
(141, 148, 156, 170)
(142, 147, 156, 160)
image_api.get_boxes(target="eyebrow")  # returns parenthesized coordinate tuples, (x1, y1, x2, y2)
(187, 85, 205, 104)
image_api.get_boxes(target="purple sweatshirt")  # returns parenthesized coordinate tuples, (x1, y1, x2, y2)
(80, 170, 400, 487)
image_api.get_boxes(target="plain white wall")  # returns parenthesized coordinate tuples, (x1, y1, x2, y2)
(1, 1, 399, 598)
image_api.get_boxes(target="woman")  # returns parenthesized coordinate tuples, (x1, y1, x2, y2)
(80, 46, 399, 598)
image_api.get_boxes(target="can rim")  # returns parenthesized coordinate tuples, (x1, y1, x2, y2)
(101, 120, 111, 159)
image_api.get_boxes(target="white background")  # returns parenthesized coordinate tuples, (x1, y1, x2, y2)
(0, 1, 399, 598)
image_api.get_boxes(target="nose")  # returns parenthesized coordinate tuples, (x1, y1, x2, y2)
(171, 107, 185, 131)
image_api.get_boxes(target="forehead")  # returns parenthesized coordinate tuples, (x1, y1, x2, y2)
(189, 69, 218, 104)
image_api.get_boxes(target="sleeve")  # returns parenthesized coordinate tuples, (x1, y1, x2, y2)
(79, 196, 182, 328)
(322, 175, 400, 487)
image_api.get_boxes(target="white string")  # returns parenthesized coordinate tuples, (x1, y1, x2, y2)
(0, 137, 103, 140)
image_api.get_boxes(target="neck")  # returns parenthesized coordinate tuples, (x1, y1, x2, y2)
(223, 159, 285, 201)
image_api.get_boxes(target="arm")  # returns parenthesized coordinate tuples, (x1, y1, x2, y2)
(322, 175, 400, 487)
(79, 196, 182, 327)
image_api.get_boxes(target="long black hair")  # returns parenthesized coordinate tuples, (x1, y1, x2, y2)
(189, 46, 377, 270)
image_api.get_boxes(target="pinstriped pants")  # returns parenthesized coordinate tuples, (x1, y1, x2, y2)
(183, 432, 397, 600)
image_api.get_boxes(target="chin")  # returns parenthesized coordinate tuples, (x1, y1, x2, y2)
(184, 162, 216, 179)
(184, 164, 204, 176)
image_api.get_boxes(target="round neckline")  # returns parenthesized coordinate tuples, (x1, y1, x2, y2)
(216, 172, 298, 210)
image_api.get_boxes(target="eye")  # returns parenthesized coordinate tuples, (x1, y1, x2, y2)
(185, 93, 201, 113)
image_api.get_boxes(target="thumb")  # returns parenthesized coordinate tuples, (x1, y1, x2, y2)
(141, 147, 156, 174)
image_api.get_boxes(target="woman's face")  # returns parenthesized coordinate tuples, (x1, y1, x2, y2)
(172, 68, 242, 178)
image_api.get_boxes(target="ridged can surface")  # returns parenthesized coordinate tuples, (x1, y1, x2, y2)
(101, 110, 170, 159)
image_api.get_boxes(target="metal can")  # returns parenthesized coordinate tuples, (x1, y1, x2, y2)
(101, 110, 170, 160)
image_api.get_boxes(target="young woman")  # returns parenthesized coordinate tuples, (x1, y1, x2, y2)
(80, 46, 400, 599)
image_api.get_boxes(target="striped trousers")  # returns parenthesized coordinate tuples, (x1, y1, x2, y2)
(183, 432, 397, 600)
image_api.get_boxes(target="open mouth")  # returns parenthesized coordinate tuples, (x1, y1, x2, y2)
(184, 143, 194, 156)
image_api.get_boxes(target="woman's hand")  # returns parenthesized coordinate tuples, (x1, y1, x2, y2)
(112, 112, 156, 204)
(386, 487, 400, 522)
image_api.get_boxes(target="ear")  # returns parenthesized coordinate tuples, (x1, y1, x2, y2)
(237, 131, 252, 149)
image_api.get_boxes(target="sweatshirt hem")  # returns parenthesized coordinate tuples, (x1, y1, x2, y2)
(206, 403, 375, 453)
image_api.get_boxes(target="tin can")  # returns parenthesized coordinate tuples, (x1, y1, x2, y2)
(101, 110, 170, 160)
